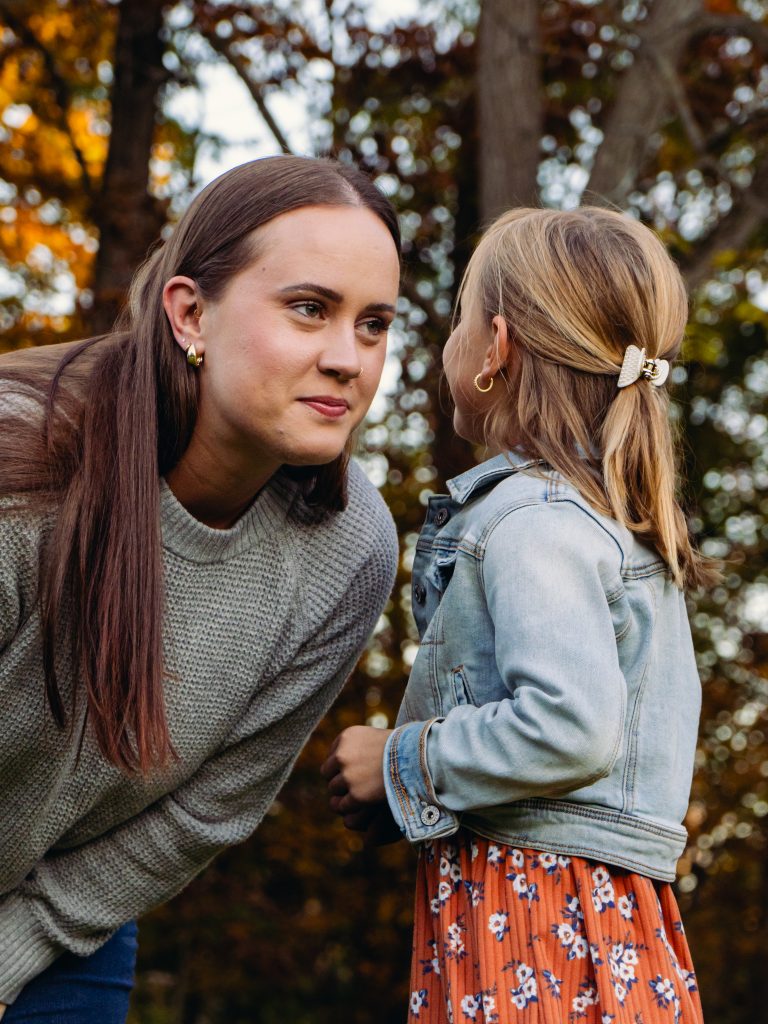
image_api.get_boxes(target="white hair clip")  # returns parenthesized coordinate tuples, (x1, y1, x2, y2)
(617, 344, 670, 389)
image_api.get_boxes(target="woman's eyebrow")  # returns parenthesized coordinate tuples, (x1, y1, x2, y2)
(278, 283, 396, 315)
(278, 283, 343, 302)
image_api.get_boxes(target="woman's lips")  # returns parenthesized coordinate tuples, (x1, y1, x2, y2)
(299, 397, 350, 419)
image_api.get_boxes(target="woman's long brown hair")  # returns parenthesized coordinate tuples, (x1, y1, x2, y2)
(0, 156, 401, 773)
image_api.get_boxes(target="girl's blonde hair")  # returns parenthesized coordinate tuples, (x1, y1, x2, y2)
(458, 206, 715, 589)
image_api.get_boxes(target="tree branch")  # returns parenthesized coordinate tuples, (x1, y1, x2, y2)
(680, 155, 768, 291)
(587, 0, 703, 206)
(203, 30, 294, 156)
(0, 1, 96, 201)
(690, 12, 768, 53)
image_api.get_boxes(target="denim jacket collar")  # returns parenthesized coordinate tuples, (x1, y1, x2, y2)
(447, 451, 545, 505)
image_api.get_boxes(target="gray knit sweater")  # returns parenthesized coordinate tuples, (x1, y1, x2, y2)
(0, 461, 397, 1003)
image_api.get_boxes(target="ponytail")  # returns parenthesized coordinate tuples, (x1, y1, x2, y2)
(602, 381, 715, 589)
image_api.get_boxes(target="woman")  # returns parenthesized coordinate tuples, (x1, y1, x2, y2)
(0, 155, 401, 1021)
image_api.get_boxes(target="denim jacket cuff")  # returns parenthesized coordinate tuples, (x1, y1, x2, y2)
(382, 720, 460, 843)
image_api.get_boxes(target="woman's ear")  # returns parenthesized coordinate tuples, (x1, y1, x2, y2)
(162, 276, 204, 357)
(480, 315, 511, 379)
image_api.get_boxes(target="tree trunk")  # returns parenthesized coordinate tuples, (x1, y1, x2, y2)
(477, 0, 542, 221)
(88, 0, 168, 335)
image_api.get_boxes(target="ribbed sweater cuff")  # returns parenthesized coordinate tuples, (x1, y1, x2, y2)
(0, 892, 58, 1004)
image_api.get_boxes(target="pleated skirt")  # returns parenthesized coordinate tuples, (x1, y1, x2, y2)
(408, 831, 704, 1023)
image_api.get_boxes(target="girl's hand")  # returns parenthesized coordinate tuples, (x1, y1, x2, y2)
(321, 726, 393, 820)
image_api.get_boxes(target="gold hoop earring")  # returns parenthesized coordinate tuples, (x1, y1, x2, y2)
(473, 373, 493, 393)
(185, 341, 203, 368)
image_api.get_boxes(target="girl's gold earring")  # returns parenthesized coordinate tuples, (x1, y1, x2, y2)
(473, 373, 494, 393)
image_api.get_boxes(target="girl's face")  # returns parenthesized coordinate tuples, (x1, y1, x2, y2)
(191, 205, 399, 479)
(442, 294, 498, 445)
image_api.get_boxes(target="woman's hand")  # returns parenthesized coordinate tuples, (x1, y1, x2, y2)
(321, 725, 393, 826)
(0, 1002, 7, 1019)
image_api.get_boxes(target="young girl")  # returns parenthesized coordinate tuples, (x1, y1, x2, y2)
(0, 155, 401, 1022)
(323, 207, 712, 1023)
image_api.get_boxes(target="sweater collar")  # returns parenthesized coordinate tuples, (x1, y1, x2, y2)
(159, 471, 299, 562)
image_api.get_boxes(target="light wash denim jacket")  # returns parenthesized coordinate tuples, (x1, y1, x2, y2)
(383, 452, 701, 881)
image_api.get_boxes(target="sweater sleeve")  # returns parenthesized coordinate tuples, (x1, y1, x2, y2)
(0, 504, 41, 654)
(0, 535, 397, 1004)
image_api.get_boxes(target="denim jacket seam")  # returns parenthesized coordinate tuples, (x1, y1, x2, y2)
(623, 577, 659, 811)
(464, 826, 676, 877)
(509, 798, 686, 839)
(419, 719, 440, 804)
(388, 728, 414, 825)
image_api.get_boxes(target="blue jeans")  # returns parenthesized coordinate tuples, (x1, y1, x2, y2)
(3, 922, 137, 1024)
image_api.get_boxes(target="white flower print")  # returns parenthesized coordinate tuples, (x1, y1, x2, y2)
(439, 880, 453, 902)
(471, 841, 479, 861)
(592, 865, 611, 887)
(556, 922, 575, 946)
(571, 936, 589, 959)
(542, 969, 562, 998)
(464, 880, 484, 908)
(538, 852, 558, 873)
(446, 920, 466, 959)
(488, 911, 509, 942)
(487, 844, 503, 867)
(606, 939, 641, 1002)
(508, 962, 538, 1010)
(460, 994, 480, 1020)
(618, 891, 637, 921)
(511, 990, 527, 1011)
(430, 897, 441, 916)
(592, 880, 616, 912)
(651, 975, 676, 1004)
(410, 989, 429, 1017)
(512, 872, 528, 895)
(509, 848, 525, 869)
(516, 963, 533, 984)
(565, 894, 584, 922)
(558, 855, 572, 869)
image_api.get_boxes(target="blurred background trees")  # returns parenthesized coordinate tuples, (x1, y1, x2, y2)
(0, 0, 766, 1020)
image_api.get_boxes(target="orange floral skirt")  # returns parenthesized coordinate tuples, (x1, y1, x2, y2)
(408, 831, 703, 1023)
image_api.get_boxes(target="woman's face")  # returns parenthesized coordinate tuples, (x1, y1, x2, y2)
(193, 205, 400, 479)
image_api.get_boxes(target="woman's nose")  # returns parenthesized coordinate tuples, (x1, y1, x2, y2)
(318, 324, 361, 379)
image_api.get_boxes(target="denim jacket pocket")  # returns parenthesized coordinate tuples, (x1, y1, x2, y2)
(426, 545, 459, 594)
(450, 665, 474, 707)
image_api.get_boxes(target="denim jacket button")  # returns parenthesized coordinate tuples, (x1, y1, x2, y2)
(414, 583, 427, 605)
(434, 508, 450, 527)
(420, 805, 441, 826)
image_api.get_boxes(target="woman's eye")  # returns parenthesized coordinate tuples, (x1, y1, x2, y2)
(293, 301, 324, 318)
(359, 318, 389, 339)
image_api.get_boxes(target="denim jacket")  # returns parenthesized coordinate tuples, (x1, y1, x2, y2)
(383, 452, 701, 881)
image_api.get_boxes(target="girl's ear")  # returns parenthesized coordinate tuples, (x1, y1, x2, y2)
(162, 276, 204, 356)
(480, 315, 512, 378)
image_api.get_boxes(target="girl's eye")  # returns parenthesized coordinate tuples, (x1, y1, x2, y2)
(293, 301, 324, 319)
